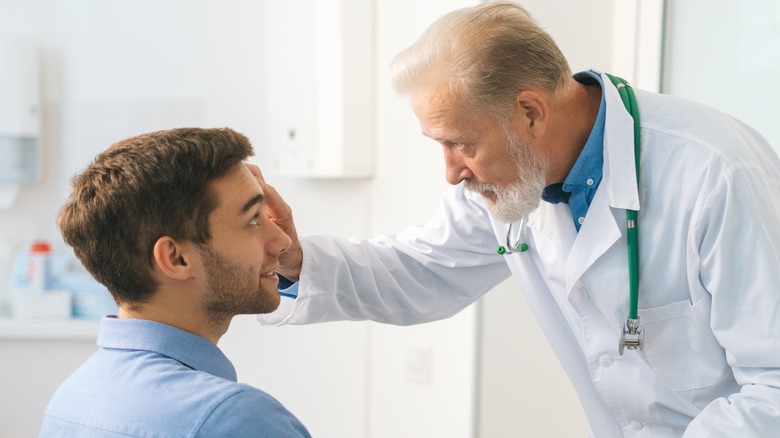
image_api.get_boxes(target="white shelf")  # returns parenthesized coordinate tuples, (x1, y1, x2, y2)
(0, 317, 99, 341)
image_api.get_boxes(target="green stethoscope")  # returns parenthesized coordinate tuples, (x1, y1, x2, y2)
(497, 74, 644, 355)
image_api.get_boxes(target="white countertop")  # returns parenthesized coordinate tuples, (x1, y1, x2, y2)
(0, 317, 99, 341)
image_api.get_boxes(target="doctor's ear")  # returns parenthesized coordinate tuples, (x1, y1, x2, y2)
(513, 90, 548, 138)
(152, 236, 193, 281)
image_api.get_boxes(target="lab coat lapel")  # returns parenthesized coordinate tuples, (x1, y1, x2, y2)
(600, 71, 640, 212)
(564, 72, 640, 293)
(565, 187, 620, 292)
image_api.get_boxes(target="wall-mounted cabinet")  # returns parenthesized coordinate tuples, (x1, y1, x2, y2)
(264, 0, 374, 179)
(0, 42, 41, 185)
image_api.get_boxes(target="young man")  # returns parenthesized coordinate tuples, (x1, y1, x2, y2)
(257, 2, 780, 437)
(41, 128, 310, 437)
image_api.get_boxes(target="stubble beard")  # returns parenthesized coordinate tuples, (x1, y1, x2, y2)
(201, 247, 281, 321)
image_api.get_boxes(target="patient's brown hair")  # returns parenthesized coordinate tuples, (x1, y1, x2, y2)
(58, 127, 253, 305)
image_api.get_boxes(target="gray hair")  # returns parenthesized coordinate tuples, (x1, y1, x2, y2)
(390, 1, 571, 121)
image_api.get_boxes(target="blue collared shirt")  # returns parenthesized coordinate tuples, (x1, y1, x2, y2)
(40, 316, 310, 437)
(541, 70, 607, 231)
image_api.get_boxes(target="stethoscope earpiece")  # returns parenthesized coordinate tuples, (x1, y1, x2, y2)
(518, 242, 529, 252)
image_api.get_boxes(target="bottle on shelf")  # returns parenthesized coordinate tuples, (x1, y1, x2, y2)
(27, 240, 53, 291)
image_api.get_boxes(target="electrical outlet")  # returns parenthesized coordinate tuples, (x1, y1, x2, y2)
(406, 344, 433, 384)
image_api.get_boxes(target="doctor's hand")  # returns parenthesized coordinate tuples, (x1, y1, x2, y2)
(246, 163, 303, 282)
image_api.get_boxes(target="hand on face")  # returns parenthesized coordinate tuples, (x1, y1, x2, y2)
(245, 163, 303, 282)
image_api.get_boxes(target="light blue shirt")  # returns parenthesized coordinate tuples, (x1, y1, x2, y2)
(40, 316, 310, 437)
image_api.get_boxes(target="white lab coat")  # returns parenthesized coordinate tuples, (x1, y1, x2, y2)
(259, 72, 780, 437)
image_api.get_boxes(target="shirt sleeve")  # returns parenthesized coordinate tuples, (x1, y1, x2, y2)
(683, 162, 780, 436)
(196, 385, 311, 438)
(277, 275, 297, 293)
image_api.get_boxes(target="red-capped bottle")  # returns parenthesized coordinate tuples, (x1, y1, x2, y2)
(27, 240, 52, 291)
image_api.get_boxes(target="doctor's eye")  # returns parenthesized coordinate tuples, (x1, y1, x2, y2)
(249, 214, 260, 226)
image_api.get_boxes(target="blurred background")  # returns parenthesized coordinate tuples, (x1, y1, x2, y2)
(0, 0, 778, 436)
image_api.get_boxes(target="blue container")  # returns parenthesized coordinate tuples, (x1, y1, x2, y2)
(57, 273, 117, 319)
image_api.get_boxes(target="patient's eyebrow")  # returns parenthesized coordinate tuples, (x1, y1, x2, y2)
(239, 194, 265, 215)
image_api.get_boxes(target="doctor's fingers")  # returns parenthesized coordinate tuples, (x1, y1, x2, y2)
(245, 164, 304, 279)
(246, 164, 294, 224)
(246, 163, 266, 183)
(247, 163, 302, 247)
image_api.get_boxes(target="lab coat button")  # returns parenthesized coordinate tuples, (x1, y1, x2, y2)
(598, 355, 613, 367)
(630, 420, 644, 431)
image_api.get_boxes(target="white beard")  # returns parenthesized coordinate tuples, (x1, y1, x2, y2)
(463, 134, 548, 224)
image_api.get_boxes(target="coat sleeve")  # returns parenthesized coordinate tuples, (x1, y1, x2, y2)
(683, 162, 780, 436)
(258, 185, 511, 326)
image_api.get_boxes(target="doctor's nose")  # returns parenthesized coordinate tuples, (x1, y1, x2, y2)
(443, 148, 474, 185)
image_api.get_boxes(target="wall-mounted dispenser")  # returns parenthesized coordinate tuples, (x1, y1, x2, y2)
(264, 0, 374, 179)
(0, 41, 41, 187)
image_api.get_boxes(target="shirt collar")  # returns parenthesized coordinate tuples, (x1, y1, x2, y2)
(541, 183, 571, 204)
(541, 70, 607, 205)
(563, 71, 606, 191)
(97, 316, 237, 381)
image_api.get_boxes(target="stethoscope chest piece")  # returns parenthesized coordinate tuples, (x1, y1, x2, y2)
(619, 317, 645, 355)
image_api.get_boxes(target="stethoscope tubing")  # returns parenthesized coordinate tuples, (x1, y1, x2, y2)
(608, 73, 641, 321)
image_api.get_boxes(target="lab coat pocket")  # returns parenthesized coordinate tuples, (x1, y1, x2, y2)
(639, 298, 730, 391)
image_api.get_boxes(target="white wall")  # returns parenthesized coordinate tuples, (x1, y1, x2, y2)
(368, 2, 481, 437)
(0, 338, 99, 437)
(0, 0, 626, 436)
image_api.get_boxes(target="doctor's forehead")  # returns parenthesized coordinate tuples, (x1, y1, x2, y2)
(421, 125, 467, 142)
(415, 100, 486, 142)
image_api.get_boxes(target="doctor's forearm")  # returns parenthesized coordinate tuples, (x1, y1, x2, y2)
(288, 234, 508, 325)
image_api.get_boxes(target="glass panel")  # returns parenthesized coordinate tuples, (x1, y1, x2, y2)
(663, 0, 780, 153)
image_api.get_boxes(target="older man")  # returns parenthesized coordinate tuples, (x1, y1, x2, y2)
(258, 2, 780, 437)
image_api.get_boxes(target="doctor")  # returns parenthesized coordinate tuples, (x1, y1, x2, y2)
(256, 2, 780, 436)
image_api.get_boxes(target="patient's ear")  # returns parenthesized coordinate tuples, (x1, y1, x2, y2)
(152, 236, 193, 280)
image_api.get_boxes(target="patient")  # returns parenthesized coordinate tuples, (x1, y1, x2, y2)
(40, 128, 310, 437)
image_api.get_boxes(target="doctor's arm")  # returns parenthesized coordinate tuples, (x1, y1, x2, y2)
(683, 164, 780, 437)
(256, 182, 512, 326)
